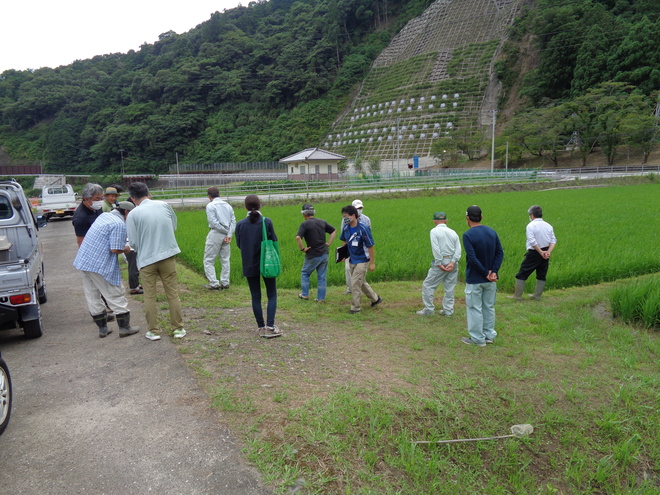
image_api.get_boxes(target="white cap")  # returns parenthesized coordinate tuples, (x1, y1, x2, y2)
(352, 199, 364, 209)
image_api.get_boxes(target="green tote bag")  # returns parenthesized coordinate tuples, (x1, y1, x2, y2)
(260, 217, 281, 278)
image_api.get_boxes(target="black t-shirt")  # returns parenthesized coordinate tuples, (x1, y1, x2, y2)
(296, 217, 336, 259)
(72, 203, 101, 238)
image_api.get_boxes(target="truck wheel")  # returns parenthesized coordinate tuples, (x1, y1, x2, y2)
(0, 357, 11, 435)
(38, 278, 47, 304)
(22, 303, 43, 339)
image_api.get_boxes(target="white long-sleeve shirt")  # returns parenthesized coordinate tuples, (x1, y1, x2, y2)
(206, 198, 236, 236)
(525, 218, 557, 250)
(430, 223, 461, 266)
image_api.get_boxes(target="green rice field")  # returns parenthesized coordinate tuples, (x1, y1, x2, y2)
(174, 183, 660, 292)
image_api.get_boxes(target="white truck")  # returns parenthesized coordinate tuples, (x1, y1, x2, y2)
(40, 184, 78, 220)
(0, 180, 47, 339)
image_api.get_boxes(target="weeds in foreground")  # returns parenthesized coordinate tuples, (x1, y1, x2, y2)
(160, 260, 659, 494)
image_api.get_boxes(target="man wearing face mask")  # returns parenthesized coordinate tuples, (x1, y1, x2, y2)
(73, 183, 104, 247)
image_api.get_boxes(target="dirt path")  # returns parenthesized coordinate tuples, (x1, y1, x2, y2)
(0, 219, 270, 495)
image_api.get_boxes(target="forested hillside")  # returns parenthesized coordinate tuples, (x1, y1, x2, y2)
(1, 0, 659, 174)
(493, 0, 660, 167)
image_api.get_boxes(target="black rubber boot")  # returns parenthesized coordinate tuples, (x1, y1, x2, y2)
(116, 312, 139, 338)
(92, 313, 112, 338)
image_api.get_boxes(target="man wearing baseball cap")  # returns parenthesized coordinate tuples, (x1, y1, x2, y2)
(295, 203, 336, 302)
(343, 199, 371, 294)
(462, 205, 504, 347)
(416, 211, 461, 316)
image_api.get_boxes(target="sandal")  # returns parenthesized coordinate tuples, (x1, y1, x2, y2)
(298, 293, 309, 300)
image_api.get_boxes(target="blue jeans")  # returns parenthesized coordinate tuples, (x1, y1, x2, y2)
(246, 276, 277, 328)
(465, 282, 498, 345)
(300, 254, 328, 301)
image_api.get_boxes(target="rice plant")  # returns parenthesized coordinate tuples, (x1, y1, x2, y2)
(611, 275, 660, 329)
(175, 183, 660, 292)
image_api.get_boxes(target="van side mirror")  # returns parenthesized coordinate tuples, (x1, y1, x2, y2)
(37, 215, 48, 228)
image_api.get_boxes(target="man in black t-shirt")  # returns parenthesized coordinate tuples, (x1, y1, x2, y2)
(72, 183, 104, 246)
(295, 203, 336, 302)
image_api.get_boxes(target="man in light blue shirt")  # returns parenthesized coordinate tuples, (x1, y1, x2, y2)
(74, 202, 140, 338)
(127, 182, 185, 341)
(203, 186, 236, 290)
(416, 212, 461, 316)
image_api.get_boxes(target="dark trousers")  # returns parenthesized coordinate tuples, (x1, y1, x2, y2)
(515, 248, 549, 281)
(246, 275, 277, 328)
(126, 250, 140, 290)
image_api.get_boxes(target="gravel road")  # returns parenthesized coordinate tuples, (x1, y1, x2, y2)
(0, 218, 271, 495)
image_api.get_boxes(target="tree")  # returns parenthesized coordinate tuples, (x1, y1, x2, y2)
(367, 157, 381, 175)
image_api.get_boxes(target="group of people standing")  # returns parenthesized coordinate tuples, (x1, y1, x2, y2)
(416, 204, 556, 347)
(73, 182, 185, 341)
(71, 181, 556, 347)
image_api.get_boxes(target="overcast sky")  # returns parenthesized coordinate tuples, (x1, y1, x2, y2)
(0, 1, 242, 73)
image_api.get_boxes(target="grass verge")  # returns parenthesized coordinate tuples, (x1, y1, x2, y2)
(153, 262, 660, 494)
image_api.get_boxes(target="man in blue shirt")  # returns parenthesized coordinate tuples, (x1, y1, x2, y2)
(339, 205, 382, 314)
(462, 205, 504, 347)
(73, 202, 140, 338)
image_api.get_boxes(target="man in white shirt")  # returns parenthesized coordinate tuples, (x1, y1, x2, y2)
(416, 212, 461, 316)
(512, 205, 557, 301)
(203, 186, 236, 290)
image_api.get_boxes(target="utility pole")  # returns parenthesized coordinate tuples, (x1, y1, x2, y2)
(490, 110, 496, 174)
(119, 149, 125, 176)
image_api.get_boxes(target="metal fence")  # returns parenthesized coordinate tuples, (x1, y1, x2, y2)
(150, 164, 660, 206)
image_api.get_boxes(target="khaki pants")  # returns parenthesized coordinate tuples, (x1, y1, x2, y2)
(80, 271, 129, 315)
(140, 256, 183, 333)
(349, 262, 378, 311)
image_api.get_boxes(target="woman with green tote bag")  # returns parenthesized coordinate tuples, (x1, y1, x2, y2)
(235, 195, 281, 338)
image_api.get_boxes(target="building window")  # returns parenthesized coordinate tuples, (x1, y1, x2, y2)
(300, 166, 306, 174)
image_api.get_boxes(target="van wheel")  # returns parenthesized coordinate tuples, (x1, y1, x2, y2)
(23, 303, 43, 339)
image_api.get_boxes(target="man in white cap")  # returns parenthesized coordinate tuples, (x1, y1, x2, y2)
(343, 199, 371, 294)
(416, 211, 461, 316)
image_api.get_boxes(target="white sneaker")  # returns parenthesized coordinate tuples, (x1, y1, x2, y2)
(416, 309, 434, 315)
(145, 331, 161, 341)
(260, 325, 282, 339)
(173, 328, 186, 338)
